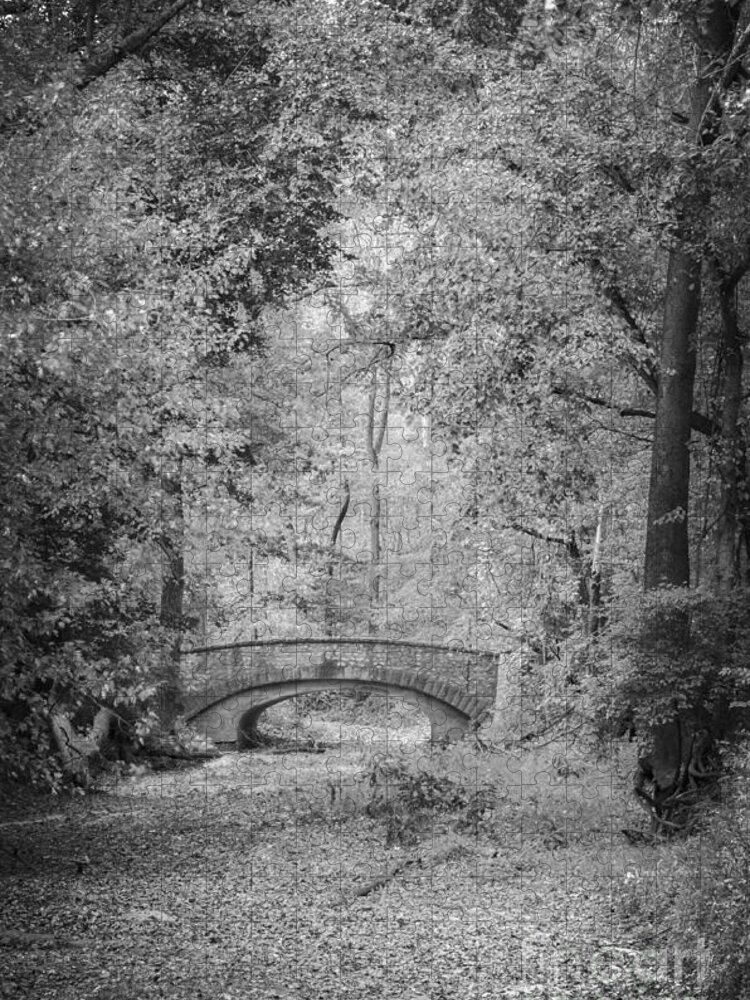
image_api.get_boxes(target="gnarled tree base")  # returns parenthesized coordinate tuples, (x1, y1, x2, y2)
(635, 725, 722, 835)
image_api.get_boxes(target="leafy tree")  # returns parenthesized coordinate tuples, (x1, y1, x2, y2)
(0, 0, 348, 779)
(0, 334, 162, 785)
(331, 0, 750, 817)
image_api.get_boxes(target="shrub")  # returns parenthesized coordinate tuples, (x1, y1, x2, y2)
(667, 747, 750, 999)
(364, 755, 469, 843)
(361, 732, 638, 848)
(601, 587, 750, 742)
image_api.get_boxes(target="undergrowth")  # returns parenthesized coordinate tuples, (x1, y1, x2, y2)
(358, 735, 750, 998)
(167, 728, 643, 852)
(103, 722, 750, 1000)
(359, 729, 643, 848)
(666, 748, 750, 999)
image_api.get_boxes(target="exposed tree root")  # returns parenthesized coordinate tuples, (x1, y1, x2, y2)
(635, 726, 723, 835)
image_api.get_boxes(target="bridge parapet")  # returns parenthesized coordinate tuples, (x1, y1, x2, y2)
(182, 638, 497, 699)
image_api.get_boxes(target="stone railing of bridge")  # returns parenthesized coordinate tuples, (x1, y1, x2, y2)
(181, 638, 499, 744)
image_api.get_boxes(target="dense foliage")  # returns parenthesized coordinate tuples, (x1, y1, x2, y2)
(2, 0, 750, 839)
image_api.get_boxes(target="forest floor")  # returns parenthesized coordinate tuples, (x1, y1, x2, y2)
(0, 718, 708, 1000)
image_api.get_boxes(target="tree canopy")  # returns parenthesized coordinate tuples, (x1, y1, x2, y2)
(3, 0, 750, 807)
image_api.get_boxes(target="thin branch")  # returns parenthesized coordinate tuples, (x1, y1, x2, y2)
(550, 384, 717, 437)
(507, 522, 568, 547)
(330, 480, 350, 548)
(697, 20, 750, 141)
(585, 259, 659, 392)
(483, 568, 518, 633)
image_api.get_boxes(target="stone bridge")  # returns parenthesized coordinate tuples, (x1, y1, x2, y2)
(181, 638, 499, 745)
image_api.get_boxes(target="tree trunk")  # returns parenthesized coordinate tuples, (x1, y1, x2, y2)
(325, 480, 350, 636)
(159, 461, 186, 728)
(85, 0, 97, 47)
(640, 9, 732, 813)
(365, 354, 391, 633)
(369, 480, 382, 613)
(643, 249, 700, 590)
(714, 278, 746, 591)
(640, 267, 700, 805)
(588, 503, 609, 635)
(49, 712, 93, 786)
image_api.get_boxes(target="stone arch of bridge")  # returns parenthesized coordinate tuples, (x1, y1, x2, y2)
(186, 672, 480, 746)
(181, 638, 499, 746)
(233, 679, 471, 746)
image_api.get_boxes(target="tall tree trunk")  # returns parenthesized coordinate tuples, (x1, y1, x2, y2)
(643, 248, 700, 591)
(640, 3, 738, 808)
(588, 503, 609, 635)
(714, 277, 746, 591)
(644, 0, 750, 591)
(325, 480, 350, 636)
(369, 479, 382, 613)
(159, 460, 185, 728)
(641, 63, 707, 804)
(85, 0, 97, 46)
(365, 352, 391, 633)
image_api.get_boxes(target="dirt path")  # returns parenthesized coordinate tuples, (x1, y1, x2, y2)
(0, 736, 702, 1000)
(103, 718, 430, 800)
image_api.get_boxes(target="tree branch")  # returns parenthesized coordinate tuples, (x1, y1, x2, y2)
(76, 0, 197, 90)
(586, 261, 659, 394)
(507, 522, 568, 547)
(697, 20, 750, 141)
(550, 385, 717, 437)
